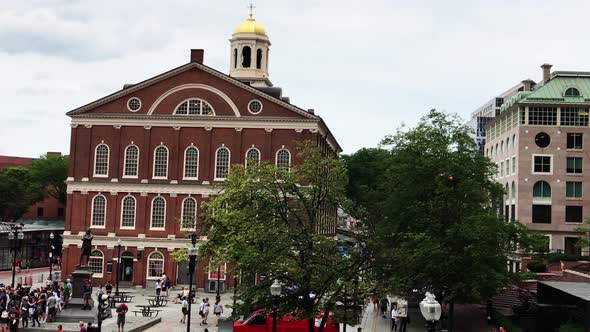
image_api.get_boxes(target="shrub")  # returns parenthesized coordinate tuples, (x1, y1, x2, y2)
(559, 323, 584, 332)
(514, 272, 537, 281)
(547, 253, 590, 263)
(526, 261, 547, 273)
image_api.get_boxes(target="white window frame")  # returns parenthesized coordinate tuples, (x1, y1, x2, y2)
(532, 180, 552, 204)
(505, 158, 510, 176)
(120, 195, 136, 230)
(152, 145, 169, 179)
(532, 154, 553, 175)
(545, 234, 552, 252)
(512, 156, 516, 174)
(93, 143, 110, 178)
(566, 181, 583, 199)
(214, 146, 231, 181)
(88, 249, 104, 278)
(150, 196, 167, 231)
(180, 197, 197, 231)
(90, 194, 107, 229)
(122, 144, 140, 179)
(183, 146, 200, 180)
(245, 147, 261, 168)
(146, 251, 165, 280)
(207, 262, 227, 280)
(275, 148, 291, 171)
(174, 98, 216, 115)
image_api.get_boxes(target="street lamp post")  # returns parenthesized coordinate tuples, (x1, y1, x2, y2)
(231, 273, 238, 317)
(187, 233, 198, 332)
(216, 265, 221, 303)
(270, 279, 282, 332)
(8, 224, 24, 288)
(419, 292, 442, 332)
(116, 239, 122, 295)
(49, 232, 55, 282)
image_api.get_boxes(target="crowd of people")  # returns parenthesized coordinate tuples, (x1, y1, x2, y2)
(0, 278, 71, 332)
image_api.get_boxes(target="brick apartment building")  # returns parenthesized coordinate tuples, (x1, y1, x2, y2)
(61, 14, 341, 290)
(486, 64, 590, 267)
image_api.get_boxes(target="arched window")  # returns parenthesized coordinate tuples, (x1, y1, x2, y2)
(88, 249, 104, 276)
(490, 147, 494, 157)
(512, 134, 516, 149)
(147, 251, 164, 279)
(495, 143, 498, 156)
(153, 146, 169, 178)
(183, 146, 199, 179)
(276, 149, 291, 170)
(94, 144, 109, 177)
(245, 148, 260, 168)
(256, 49, 262, 69)
(234, 48, 238, 69)
(181, 197, 197, 230)
(505, 183, 509, 198)
(175, 99, 214, 115)
(533, 181, 551, 199)
(501, 141, 504, 154)
(150, 196, 166, 230)
(242, 46, 251, 68)
(123, 145, 139, 178)
(91, 194, 106, 227)
(215, 147, 230, 179)
(511, 181, 516, 199)
(565, 87, 581, 97)
(120, 195, 136, 229)
(506, 138, 510, 152)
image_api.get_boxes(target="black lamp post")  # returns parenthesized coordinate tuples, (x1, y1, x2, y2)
(116, 238, 122, 295)
(187, 233, 198, 332)
(8, 224, 24, 288)
(270, 279, 282, 332)
(231, 273, 238, 317)
(49, 232, 55, 282)
(215, 265, 222, 302)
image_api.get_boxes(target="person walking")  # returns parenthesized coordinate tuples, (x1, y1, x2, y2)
(380, 297, 390, 318)
(213, 300, 224, 326)
(397, 303, 408, 332)
(105, 282, 113, 295)
(165, 277, 172, 297)
(30, 298, 41, 327)
(198, 299, 207, 326)
(390, 303, 398, 331)
(116, 303, 128, 332)
(155, 279, 162, 305)
(47, 292, 57, 322)
(180, 297, 188, 324)
(8, 304, 20, 332)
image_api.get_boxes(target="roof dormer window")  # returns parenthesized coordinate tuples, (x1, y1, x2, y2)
(564, 87, 581, 97)
(175, 98, 214, 115)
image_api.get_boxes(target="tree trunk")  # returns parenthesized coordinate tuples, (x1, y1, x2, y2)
(308, 318, 315, 332)
(317, 307, 330, 332)
(448, 301, 454, 332)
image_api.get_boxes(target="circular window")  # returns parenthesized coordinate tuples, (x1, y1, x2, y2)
(535, 132, 551, 148)
(127, 97, 142, 112)
(248, 100, 263, 114)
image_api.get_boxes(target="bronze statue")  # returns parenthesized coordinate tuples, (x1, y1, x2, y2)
(79, 229, 93, 266)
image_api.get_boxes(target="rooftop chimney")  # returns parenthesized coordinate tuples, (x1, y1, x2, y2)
(541, 63, 552, 83)
(307, 109, 315, 115)
(522, 79, 535, 91)
(190, 49, 204, 64)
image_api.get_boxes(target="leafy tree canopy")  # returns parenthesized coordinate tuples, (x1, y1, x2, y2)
(30, 154, 69, 205)
(200, 142, 369, 332)
(0, 167, 44, 222)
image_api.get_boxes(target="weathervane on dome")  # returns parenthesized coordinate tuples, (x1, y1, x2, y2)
(248, 0, 256, 18)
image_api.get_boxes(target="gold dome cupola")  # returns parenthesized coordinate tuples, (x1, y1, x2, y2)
(229, 10, 272, 87)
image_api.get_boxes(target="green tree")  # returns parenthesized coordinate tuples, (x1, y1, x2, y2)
(0, 167, 44, 222)
(200, 142, 369, 332)
(347, 110, 537, 331)
(30, 154, 69, 205)
(574, 217, 590, 250)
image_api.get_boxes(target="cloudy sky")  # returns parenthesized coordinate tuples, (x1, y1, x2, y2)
(2, 0, 589, 157)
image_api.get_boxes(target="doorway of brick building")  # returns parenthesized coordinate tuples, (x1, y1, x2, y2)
(119, 251, 134, 285)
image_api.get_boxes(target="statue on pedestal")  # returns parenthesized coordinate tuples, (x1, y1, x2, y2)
(78, 229, 94, 267)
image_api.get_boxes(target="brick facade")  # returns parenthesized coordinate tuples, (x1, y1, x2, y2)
(62, 49, 340, 289)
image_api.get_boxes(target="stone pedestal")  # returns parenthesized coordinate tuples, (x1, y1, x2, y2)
(56, 266, 96, 323)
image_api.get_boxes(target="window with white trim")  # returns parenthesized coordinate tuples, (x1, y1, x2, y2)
(276, 149, 291, 170)
(175, 99, 214, 115)
(147, 251, 164, 279)
(512, 157, 516, 174)
(183, 147, 199, 179)
(151, 197, 166, 229)
(88, 250, 104, 276)
(123, 145, 139, 177)
(181, 197, 197, 230)
(533, 155, 552, 173)
(215, 147, 230, 179)
(566, 157, 583, 174)
(529, 107, 557, 126)
(566, 181, 583, 198)
(505, 159, 510, 176)
(562, 108, 588, 127)
(94, 144, 109, 176)
(511, 181, 516, 199)
(153, 146, 169, 178)
(121, 196, 136, 228)
(245, 148, 260, 168)
(533, 181, 551, 200)
(91, 194, 106, 227)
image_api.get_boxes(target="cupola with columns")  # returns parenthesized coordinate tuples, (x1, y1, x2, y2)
(229, 11, 272, 87)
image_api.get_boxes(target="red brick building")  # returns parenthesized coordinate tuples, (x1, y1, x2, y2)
(61, 15, 341, 290)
